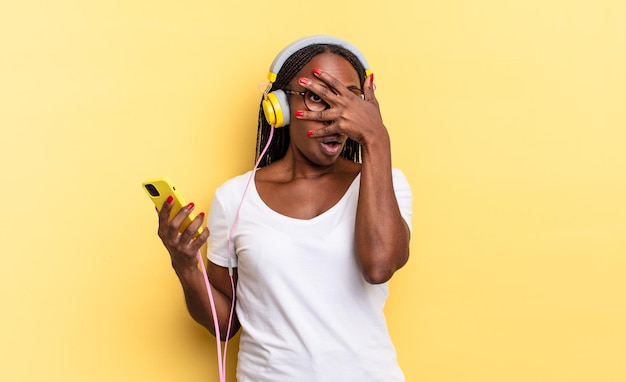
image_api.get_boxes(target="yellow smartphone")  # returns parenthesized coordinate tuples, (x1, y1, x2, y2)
(142, 177, 203, 237)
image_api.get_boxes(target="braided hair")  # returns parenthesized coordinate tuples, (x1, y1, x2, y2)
(255, 44, 368, 167)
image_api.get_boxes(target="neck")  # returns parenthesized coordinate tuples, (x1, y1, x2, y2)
(275, 148, 351, 180)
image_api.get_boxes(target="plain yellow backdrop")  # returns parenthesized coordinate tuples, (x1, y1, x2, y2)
(1, 1, 625, 381)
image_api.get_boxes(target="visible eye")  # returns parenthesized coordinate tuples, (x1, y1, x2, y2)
(348, 87, 364, 99)
(306, 90, 324, 104)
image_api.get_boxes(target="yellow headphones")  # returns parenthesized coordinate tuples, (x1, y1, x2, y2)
(262, 35, 372, 128)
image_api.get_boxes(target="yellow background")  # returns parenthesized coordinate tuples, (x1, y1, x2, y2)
(1, 1, 625, 381)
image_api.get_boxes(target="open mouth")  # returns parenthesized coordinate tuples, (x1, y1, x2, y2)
(320, 135, 343, 155)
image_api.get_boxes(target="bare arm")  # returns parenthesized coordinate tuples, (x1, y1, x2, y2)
(355, 131, 410, 284)
(157, 199, 240, 339)
(174, 261, 240, 340)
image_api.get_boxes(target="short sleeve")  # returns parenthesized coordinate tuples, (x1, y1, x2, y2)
(207, 188, 237, 268)
(392, 168, 413, 234)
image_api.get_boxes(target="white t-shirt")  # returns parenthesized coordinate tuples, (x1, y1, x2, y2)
(208, 168, 412, 382)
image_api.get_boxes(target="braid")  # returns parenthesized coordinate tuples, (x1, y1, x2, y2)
(255, 44, 367, 167)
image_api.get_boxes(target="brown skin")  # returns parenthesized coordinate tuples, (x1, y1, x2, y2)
(157, 201, 239, 340)
(157, 52, 410, 338)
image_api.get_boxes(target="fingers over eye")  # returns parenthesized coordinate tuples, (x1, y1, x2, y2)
(301, 77, 333, 99)
(311, 69, 362, 100)
(313, 68, 340, 88)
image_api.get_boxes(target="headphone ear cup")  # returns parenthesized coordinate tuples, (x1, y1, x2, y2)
(262, 90, 290, 128)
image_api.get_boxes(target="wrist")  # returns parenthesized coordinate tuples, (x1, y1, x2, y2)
(361, 130, 391, 159)
(361, 126, 390, 149)
(172, 260, 201, 280)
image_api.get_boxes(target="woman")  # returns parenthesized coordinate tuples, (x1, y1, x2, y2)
(157, 36, 412, 381)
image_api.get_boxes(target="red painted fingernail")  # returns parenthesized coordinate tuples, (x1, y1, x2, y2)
(307, 130, 313, 137)
(166, 195, 174, 204)
(295, 110, 304, 117)
(299, 77, 309, 85)
(199, 212, 205, 218)
(313, 68, 322, 76)
(370, 73, 374, 83)
(186, 202, 194, 209)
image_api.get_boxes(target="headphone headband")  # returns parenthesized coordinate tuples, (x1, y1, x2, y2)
(267, 35, 371, 83)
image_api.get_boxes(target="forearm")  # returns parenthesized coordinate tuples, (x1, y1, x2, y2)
(355, 131, 410, 284)
(175, 265, 239, 340)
